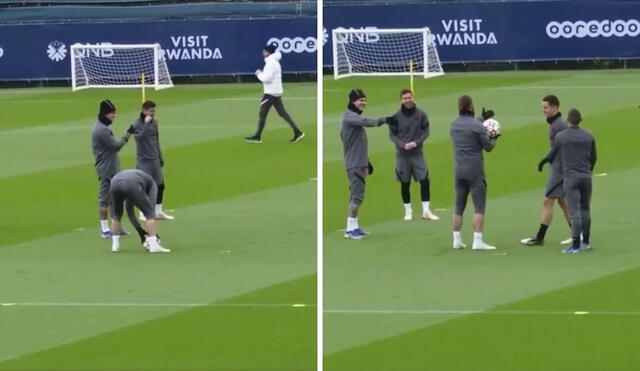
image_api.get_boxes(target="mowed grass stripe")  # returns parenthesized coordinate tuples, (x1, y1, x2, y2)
(0, 275, 316, 371)
(324, 266, 640, 371)
(0, 83, 315, 131)
(1, 181, 315, 364)
(323, 71, 638, 162)
(323, 105, 640, 232)
(323, 165, 640, 354)
(0, 83, 315, 179)
(0, 127, 316, 248)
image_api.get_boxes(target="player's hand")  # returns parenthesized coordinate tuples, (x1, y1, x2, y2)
(126, 124, 136, 134)
(385, 116, 398, 127)
(144, 115, 152, 124)
(481, 107, 495, 120)
(490, 134, 501, 140)
(255, 69, 261, 76)
(538, 158, 548, 172)
(404, 143, 412, 151)
(367, 161, 374, 175)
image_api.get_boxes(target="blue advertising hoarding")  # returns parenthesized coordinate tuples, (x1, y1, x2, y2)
(323, 0, 640, 66)
(0, 17, 317, 80)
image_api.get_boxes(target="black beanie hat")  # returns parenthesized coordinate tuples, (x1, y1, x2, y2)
(349, 88, 366, 102)
(98, 99, 116, 125)
(264, 43, 277, 54)
(99, 100, 116, 116)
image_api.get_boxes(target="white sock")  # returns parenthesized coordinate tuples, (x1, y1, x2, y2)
(474, 232, 483, 244)
(453, 231, 461, 245)
(100, 219, 110, 233)
(155, 204, 162, 214)
(403, 203, 412, 213)
(347, 217, 359, 232)
(146, 235, 159, 248)
(112, 235, 120, 249)
(422, 201, 430, 213)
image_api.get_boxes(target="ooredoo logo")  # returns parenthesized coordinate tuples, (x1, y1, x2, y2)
(546, 19, 640, 39)
(267, 36, 317, 53)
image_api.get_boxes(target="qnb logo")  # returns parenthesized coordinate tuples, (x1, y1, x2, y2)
(267, 37, 318, 53)
(0, 47, 4, 58)
(546, 19, 640, 39)
(333, 27, 380, 44)
(47, 41, 67, 62)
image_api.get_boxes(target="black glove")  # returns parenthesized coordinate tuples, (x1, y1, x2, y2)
(490, 134, 501, 140)
(127, 125, 136, 134)
(538, 158, 548, 172)
(481, 107, 495, 120)
(367, 161, 374, 175)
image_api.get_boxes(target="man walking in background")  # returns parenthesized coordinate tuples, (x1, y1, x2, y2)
(521, 95, 572, 246)
(91, 99, 133, 238)
(245, 43, 304, 143)
(341, 89, 389, 239)
(538, 108, 596, 254)
(450, 95, 499, 250)
(388, 89, 439, 221)
(132, 100, 174, 221)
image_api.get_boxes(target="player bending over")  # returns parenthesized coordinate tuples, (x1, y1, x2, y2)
(109, 169, 170, 253)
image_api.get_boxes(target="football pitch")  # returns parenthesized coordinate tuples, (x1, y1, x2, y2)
(323, 70, 640, 370)
(0, 83, 316, 370)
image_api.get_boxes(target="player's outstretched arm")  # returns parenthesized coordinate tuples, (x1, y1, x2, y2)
(101, 127, 130, 151)
(344, 115, 386, 128)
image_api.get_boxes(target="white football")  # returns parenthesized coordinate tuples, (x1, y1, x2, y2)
(483, 118, 501, 137)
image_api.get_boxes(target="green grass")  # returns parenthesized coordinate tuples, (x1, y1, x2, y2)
(323, 70, 640, 370)
(0, 82, 316, 370)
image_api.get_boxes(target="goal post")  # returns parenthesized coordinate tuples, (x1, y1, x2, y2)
(70, 43, 173, 92)
(332, 27, 444, 80)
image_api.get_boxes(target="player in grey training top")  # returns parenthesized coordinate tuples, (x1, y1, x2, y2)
(388, 89, 439, 221)
(450, 95, 499, 250)
(91, 99, 133, 238)
(521, 95, 572, 246)
(539, 108, 596, 254)
(109, 169, 170, 253)
(341, 88, 389, 239)
(132, 100, 174, 221)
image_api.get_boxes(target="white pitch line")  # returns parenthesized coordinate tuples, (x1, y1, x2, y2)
(495, 85, 640, 90)
(324, 309, 640, 316)
(0, 302, 315, 309)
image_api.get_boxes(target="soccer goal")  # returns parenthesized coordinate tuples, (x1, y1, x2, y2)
(70, 43, 173, 95)
(332, 28, 444, 86)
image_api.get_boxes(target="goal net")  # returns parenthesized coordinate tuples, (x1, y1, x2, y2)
(332, 28, 444, 80)
(71, 43, 173, 91)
